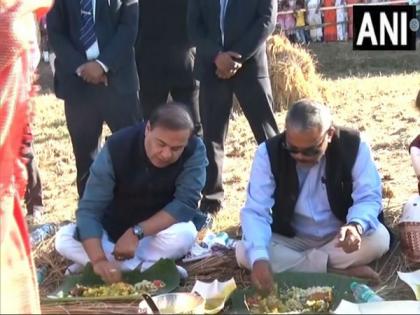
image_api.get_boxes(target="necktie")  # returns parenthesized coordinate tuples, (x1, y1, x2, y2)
(80, 0, 97, 50)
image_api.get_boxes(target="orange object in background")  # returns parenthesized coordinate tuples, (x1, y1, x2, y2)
(347, 0, 361, 39)
(0, 0, 52, 313)
(323, 0, 337, 41)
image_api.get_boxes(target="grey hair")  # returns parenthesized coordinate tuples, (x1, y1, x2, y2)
(148, 102, 194, 132)
(285, 99, 333, 133)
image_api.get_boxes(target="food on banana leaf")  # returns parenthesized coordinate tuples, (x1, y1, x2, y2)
(245, 285, 333, 313)
(69, 280, 166, 298)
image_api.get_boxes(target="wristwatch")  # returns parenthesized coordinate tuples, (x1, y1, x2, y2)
(348, 222, 363, 236)
(132, 224, 144, 240)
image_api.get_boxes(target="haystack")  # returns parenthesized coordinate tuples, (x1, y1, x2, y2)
(34, 234, 69, 297)
(266, 34, 331, 111)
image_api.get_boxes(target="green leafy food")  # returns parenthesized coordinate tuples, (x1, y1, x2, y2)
(69, 280, 166, 298)
(245, 285, 333, 314)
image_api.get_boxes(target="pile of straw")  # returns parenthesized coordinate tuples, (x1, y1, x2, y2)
(180, 249, 251, 292)
(266, 34, 331, 111)
(33, 234, 69, 297)
(41, 301, 140, 314)
(373, 240, 419, 300)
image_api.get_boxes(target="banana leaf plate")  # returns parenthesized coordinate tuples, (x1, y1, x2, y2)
(42, 258, 180, 304)
(229, 272, 364, 314)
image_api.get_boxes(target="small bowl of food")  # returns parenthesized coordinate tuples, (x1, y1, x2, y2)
(138, 292, 205, 314)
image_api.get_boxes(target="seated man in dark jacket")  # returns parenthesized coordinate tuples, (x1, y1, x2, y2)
(236, 99, 390, 292)
(55, 103, 208, 283)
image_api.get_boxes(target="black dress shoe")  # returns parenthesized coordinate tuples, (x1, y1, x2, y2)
(200, 199, 223, 214)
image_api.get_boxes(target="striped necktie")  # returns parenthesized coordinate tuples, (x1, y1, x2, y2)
(80, 0, 97, 50)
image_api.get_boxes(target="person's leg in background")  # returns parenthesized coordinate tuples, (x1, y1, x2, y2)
(21, 124, 44, 222)
(199, 77, 233, 216)
(103, 90, 141, 133)
(233, 74, 279, 144)
(64, 96, 103, 198)
(136, 50, 169, 121)
(170, 81, 202, 136)
(138, 77, 169, 121)
(24, 144, 44, 221)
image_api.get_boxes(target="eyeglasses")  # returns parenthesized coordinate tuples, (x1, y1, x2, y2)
(283, 129, 330, 157)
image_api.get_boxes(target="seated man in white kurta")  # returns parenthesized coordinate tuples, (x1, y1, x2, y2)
(236, 99, 390, 293)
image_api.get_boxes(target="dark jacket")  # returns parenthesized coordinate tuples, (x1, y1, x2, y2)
(187, 0, 277, 81)
(135, 0, 195, 86)
(47, 0, 139, 99)
(102, 123, 198, 242)
(265, 127, 387, 238)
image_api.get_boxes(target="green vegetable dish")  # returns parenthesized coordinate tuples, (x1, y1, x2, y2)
(69, 280, 166, 298)
(245, 285, 333, 314)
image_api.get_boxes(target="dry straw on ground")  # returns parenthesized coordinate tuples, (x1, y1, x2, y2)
(34, 234, 69, 297)
(266, 34, 331, 111)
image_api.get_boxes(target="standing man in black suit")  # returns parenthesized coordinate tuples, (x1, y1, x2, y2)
(188, 0, 279, 216)
(47, 0, 141, 198)
(135, 0, 201, 135)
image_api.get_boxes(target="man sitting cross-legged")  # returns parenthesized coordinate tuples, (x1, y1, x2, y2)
(55, 103, 208, 283)
(236, 99, 391, 293)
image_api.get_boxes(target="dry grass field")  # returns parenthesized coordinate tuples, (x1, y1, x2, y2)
(33, 42, 420, 232)
(32, 41, 420, 301)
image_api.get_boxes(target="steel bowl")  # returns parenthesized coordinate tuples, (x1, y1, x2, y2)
(138, 292, 205, 314)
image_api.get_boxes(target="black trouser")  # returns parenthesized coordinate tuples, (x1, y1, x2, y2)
(136, 45, 201, 135)
(199, 73, 279, 211)
(24, 143, 43, 215)
(139, 78, 201, 135)
(65, 86, 140, 198)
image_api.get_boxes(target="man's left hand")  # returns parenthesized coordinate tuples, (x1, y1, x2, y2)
(335, 224, 362, 253)
(79, 61, 105, 84)
(113, 228, 139, 261)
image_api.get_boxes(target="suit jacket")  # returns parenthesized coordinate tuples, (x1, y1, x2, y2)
(187, 0, 277, 81)
(47, 0, 139, 100)
(135, 0, 195, 86)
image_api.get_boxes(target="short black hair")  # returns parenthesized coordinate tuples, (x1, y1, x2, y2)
(148, 102, 194, 132)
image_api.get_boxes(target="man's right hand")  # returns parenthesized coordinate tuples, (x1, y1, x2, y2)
(251, 260, 274, 295)
(214, 51, 242, 74)
(92, 259, 122, 284)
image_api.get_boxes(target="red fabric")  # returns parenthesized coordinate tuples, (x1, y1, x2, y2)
(0, 1, 52, 313)
(347, 0, 361, 39)
(323, 0, 337, 42)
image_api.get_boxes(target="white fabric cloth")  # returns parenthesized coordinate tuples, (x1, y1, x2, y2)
(55, 222, 197, 272)
(236, 223, 389, 272)
(306, 0, 322, 41)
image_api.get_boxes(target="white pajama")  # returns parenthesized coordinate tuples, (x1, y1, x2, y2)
(55, 222, 197, 272)
(236, 223, 389, 272)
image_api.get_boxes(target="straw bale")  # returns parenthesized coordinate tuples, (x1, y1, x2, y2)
(33, 234, 69, 297)
(266, 34, 331, 111)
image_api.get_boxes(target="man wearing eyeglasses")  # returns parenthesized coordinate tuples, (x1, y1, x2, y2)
(236, 99, 391, 293)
